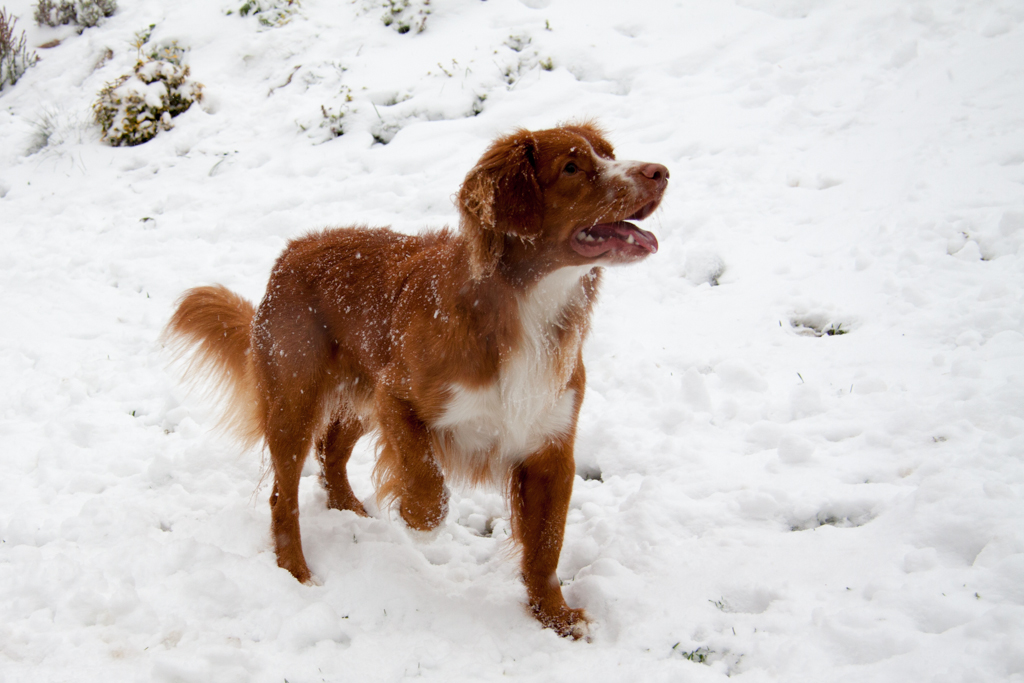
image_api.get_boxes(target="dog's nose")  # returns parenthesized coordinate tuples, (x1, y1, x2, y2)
(640, 163, 669, 181)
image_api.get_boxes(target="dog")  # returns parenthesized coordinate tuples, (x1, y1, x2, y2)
(164, 122, 668, 637)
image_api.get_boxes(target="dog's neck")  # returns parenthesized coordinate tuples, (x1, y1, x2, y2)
(458, 226, 591, 289)
(517, 264, 595, 333)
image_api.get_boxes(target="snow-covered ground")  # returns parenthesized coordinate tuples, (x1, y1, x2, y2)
(1, 0, 1022, 680)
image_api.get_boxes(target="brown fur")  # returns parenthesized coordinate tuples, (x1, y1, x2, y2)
(165, 285, 263, 449)
(163, 123, 668, 637)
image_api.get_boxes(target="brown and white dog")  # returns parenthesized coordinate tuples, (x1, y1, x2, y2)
(164, 123, 668, 637)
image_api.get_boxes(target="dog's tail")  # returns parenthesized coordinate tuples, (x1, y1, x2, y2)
(162, 285, 264, 449)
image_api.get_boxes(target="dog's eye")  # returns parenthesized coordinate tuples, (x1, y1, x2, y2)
(563, 162, 578, 175)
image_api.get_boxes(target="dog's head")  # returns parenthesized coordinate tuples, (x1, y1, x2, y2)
(458, 122, 668, 278)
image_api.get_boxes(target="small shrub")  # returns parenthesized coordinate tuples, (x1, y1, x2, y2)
(371, 119, 400, 145)
(683, 647, 714, 663)
(0, 8, 38, 91)
(73, 0, 114, 27)
(34, 0, 116, 28)
(147, 39, 186, 66)
(789, 315, 850, 337)
(319, 85, 352, 138)
(320, 105, 345, 137)
(504, 34, 529, 52)
(672, 643, 714, 664)
(34, 0, 74, 26)
(231, 0, 299, 27)
(93, 55, 203, 146)
(133, 24, 154, 46)
(381, 0, 430, 34)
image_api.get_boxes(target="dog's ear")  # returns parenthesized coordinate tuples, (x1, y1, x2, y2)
(458, 131, 543, 278)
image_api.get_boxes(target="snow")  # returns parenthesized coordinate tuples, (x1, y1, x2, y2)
(1, 0, 1022, 680)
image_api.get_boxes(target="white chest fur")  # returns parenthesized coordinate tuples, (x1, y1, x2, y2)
(433, 266, 594, 479)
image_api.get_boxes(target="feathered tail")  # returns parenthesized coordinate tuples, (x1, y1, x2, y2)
(162, 285, 264, 449)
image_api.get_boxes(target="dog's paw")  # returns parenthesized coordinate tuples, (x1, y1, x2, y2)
(327, 492, 369, 517)
(534, 603, 590, 640)
(277, 554, 313, 585)
(399, 496, 448, 533)
(562, 609, 590, 641)
(401, 520, 446, 543)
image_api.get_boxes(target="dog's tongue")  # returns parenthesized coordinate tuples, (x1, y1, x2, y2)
(572, 221, 659, 257)
(602, 222, 659, 252)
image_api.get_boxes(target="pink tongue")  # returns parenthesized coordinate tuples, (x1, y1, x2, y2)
(590, 221, 659, 253)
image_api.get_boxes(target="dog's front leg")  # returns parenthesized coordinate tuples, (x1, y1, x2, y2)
(374, 391, 449, 531)
(510, 443, 588, 638)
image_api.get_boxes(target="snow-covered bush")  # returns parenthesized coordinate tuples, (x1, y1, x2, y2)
(146, 39, 186, 66)
(93, 55, 203, 146)
(381, 0, 429, 34)
(232, 0, 299, 27)
(34, 0, 116, 28)
(318, 85, 352, 138)
(33, 0, 73, 26)
(319, 105, 342, 136)
(0, 8, 37, 91)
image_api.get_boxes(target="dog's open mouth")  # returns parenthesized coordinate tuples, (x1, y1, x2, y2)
(571, 220, 659, 258)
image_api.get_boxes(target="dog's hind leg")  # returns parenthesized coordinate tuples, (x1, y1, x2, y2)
(254, 315, 330, 583)
(316, 414, 368, 516)
(265, 395, 319, 584)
